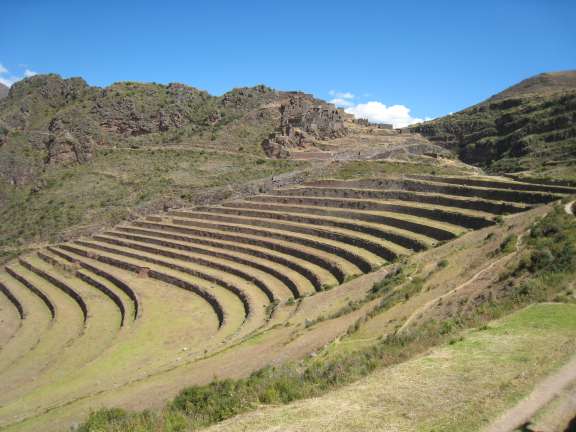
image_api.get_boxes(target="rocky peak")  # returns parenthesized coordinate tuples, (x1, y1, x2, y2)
(220, 85, 277, 110)
(7, 74, 89, 108)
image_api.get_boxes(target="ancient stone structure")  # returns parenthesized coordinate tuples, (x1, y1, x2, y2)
(262, 93, 348, 158)
(352, 118, 393, 129)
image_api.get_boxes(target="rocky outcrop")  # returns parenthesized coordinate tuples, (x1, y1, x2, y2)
(262, 93, 348, 158)
(45, 108, 101, 165)
(91, 82, 216, 136)
(0, 75, 353, 172)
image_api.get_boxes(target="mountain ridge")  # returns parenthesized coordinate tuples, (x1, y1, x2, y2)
(408, 69, 576, 178)
(0, 74, 346, 186)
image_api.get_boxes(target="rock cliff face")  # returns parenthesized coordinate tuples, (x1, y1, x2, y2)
(45, 108, 101, 165)
(262, 93, 348, 158)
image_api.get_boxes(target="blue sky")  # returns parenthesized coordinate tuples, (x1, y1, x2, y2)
(1, 0, 575, 125)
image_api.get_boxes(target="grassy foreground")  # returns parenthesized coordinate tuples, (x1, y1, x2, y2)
(205, 303, 576, 432)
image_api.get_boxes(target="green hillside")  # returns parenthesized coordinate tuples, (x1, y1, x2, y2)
(409, 71, 576, 181)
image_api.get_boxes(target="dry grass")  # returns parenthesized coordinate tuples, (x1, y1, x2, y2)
(205, 303, 576, 432)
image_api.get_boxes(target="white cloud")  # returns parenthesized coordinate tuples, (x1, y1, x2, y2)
(0, 78, 13, 87)
(345, 101, 429, 128)
(326, 89, 432, 128)
(329, 90, 354, 98)
(328, 90, 356, 108)
(329, 97, 355, 107)
(0, 63, 38, 87)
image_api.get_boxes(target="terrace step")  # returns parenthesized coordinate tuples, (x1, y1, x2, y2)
(411, 175, 576, 195)
(219, 200, 457, 241)
(0, 262, 84, 399)
(48, 246, 140, 321)
(92, 233, 286, 302)
(304, 178, 562, 205)
(78, 238, 270, 332)
(0, 271, 53, 372)
(0, 280, 24, 320)
(37, 250, 127, 327)
(171, 206, 431, 252)
(0, 253, 123, 402)
(163, 218, 384, 272)
(5, 266, 55, 319)
(49, 245, 224, 364)
(64, 242, 243, 337)
(162, 212, 408, 261)
(130, 220, 360, 282)
(0, 251, 224, 427)
(115, 225, 339, 289)
(273, 186, 530, 215)
(19, 256, 88, 323)
(103, 229, 317, 296)
(246, 195, 492, 230)
(0, 283, 22, 347)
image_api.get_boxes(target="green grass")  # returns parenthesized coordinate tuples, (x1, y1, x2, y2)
(318, 160, 474, 180)
(77, 303, 576, 432)
(0, 148, 305, 253)
(202, 303, 576, 432)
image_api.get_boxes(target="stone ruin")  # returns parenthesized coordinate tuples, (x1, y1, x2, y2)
(352, 118, 393, 129)
(262, 93, 348, 158)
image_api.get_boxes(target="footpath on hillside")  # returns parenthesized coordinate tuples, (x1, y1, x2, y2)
(205, 303, 576, 432)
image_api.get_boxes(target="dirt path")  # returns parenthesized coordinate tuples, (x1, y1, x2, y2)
(565, 200, 575, 215)
(484, 353, 576, 432)
(397, 235, 522, 334)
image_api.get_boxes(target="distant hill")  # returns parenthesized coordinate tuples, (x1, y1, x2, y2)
(0, 74, 345, 186)
(409, 70, 576, 177)
(0, 83, 8, 99)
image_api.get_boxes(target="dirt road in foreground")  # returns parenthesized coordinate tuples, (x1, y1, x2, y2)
(484, 354, 576, 432)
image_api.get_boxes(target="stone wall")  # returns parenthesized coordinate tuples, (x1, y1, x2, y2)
(262, 94, 348, 158)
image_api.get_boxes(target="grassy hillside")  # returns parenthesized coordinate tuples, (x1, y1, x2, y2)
(0, 75, 344, 255)
(71, 197, 576, 432)
(0, 147, 304, 259)
(409, 71, 576, 180)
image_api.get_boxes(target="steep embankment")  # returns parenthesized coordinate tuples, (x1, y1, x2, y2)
(409, 71, 576, 178)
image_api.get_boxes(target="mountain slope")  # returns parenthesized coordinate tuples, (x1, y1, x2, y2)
(0, 75, 345, 186)
(0, 75, 352, 254)
(408, 70, 576, 178)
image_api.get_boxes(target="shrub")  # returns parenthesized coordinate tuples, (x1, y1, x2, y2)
(499, 234, 518, 254)
(437, 259, 449, 269)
